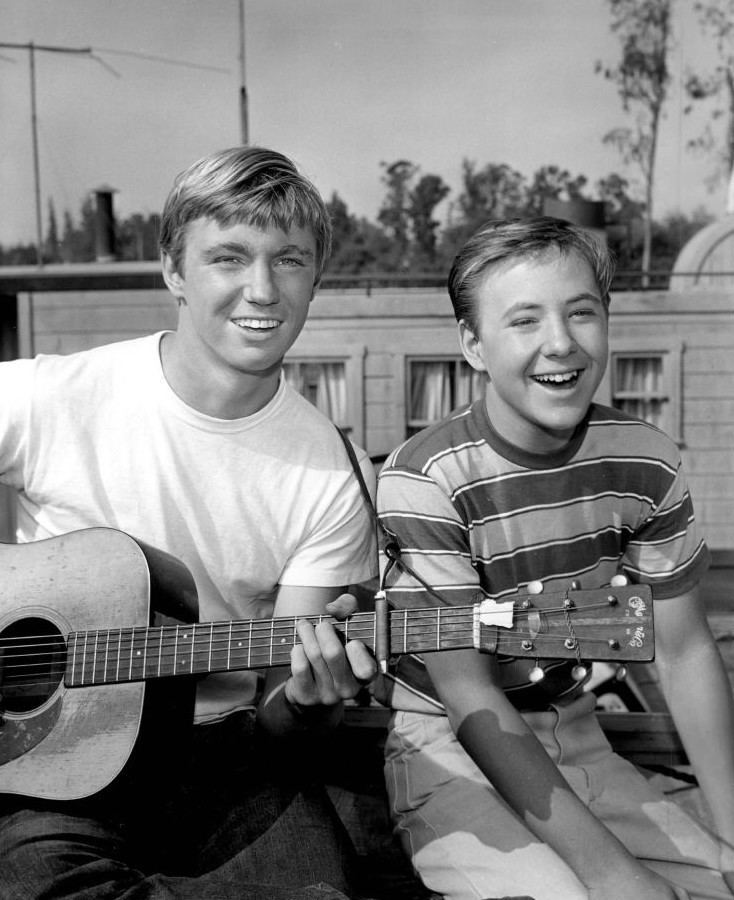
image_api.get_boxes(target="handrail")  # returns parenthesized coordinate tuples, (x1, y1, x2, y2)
(1, 263, 733, 295)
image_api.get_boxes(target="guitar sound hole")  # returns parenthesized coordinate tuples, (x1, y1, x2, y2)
(0, 617, 66, 714)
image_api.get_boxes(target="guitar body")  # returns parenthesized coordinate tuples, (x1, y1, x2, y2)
(0, 528, 199, 800)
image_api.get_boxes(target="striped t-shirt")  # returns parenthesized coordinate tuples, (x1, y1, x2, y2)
(376, 400, 709, 713)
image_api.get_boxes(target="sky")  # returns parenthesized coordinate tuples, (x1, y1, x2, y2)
(0, 0, 727, 248)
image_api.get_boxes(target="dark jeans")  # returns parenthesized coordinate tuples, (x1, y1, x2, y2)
(0, 710, 356, 899)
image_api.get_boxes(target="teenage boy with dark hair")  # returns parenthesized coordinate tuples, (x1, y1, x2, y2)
(0, 146, 377, 899)
(376, 217, 734, 900)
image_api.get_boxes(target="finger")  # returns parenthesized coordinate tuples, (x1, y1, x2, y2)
(291, 619, 345, 704)
(345, 640, 378, 685)
(325, 592, 358, 620)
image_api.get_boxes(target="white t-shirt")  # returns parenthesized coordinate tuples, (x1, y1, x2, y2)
(0, 332, 376, 721)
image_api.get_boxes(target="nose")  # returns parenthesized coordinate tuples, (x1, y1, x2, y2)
(542, 315, 576, 357)
(243, 260, 277, 306)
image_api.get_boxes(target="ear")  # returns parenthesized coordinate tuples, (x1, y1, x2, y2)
(161, 251, 185, 302)
(458, 319, 487, 373)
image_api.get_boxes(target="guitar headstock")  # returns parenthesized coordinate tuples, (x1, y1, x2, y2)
(475, 583, 654, 662)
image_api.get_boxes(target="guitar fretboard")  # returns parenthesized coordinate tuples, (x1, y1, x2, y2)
(65, 606, 477, 686)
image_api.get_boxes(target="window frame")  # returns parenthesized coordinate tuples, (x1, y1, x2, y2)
(283, 339, 366, 445)
(596, 336, 684, 444)
(405, 354, 485, 436)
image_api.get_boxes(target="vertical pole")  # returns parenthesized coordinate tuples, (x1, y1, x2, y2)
(29, 43, 44, 267)
(238, 0, 249, 145)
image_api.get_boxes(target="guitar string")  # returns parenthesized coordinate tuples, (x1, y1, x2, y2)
(0, 599, 622, 658)
(0, 602, 639, 690)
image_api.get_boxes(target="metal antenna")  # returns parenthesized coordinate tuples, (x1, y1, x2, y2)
(0, 41, 94, 267)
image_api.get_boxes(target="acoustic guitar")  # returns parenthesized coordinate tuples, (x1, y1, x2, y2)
(0, 527, 653, 800)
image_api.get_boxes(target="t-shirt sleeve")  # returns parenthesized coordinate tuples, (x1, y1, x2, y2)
(277, 444, 377, 587)
(377, 460, 481, 608)
(0, 359, 35, 488)
(622, 453, 710, 599)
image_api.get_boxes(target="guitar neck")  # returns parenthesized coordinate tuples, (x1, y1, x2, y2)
(65, 606, 476, 687)
(65, 583, 653, 687)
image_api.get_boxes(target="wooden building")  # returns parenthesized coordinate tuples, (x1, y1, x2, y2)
(1, 257, 733, 555)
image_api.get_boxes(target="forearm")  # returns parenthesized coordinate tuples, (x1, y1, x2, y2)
(426, 651, 653, 892)
(451, 686, 645, 887)
(658, 639, 734, 844)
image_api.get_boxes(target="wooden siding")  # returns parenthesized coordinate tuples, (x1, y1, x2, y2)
(5, 284, 734, 551)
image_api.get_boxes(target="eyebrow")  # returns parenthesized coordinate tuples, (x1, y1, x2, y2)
(202, 241, 315, 261)
(502, 292, 603, 318)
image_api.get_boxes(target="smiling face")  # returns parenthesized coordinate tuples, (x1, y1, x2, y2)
(161, 217, 317, 417)
(459, 247, 609, 454)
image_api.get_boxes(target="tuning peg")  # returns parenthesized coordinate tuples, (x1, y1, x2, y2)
(570, 580, 581, 590)
(571, 664, 588, 682)
(615, 665, 628, 682)
(610, 574, 628, 587)
(527, 580, 544, 595)
(528, 664, 545, 683)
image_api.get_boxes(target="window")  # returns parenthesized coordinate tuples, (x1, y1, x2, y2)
(603, 339, 683, 443)
(283, 360, 347, 426)
(407, 358, 485, 435)
(283, 341, 365, 444)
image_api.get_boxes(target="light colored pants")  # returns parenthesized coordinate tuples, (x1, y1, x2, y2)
(384, 692, 731, 900)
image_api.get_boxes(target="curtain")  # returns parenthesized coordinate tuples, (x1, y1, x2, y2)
(614, 356, 665, 428)
(283, 361, 347, 424)
(410, 362, 453, 422)
(410, 361, 485, 424)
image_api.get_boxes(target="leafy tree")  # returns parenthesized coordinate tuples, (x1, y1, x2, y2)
(441, 159, 527, 260)
(596, 0, 673, 284)
(684, 0, 734, 209)
(408, 173, 450, 270)
(44, 199, 61, 263)
(377, 160, 418, 270)
(117, 212, 160, 261)
(523, 165, 589, 216)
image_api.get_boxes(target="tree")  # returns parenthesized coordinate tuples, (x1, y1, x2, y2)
(44, 199, 61, 263)
(408, 173, 450, 270)
(324, 192, 393, 275)
(684, 0, 734, 211)
(523, 165, 589, 217)
(377, 160, 418, 270)
(596, 0, 673, 285)
(441, 159, 526, 259)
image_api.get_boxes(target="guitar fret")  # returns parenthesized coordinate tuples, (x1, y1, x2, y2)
(82, 631, 89, 685)
(103, 629, 110, 683)
(173, 625, 180, 675)
(115, 630, 121, 682)
(227, 621, 233, 671)
(142, 628, 149, 679)
(436, 609, 440, 650)
(155, 627, 162, 679)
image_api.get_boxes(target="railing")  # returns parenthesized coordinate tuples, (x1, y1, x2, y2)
(1, 263, 733, 295)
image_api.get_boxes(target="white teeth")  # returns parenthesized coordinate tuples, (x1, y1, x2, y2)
(534, 371, 579, 384)
(232, 318, 280, 330)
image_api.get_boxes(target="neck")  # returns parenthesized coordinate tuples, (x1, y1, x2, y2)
(159, 332, 280, 419)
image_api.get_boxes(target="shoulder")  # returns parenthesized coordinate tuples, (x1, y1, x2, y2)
(584, 403, 682, 466)
(385, 402, 482, 475)
(273, 381, 372, 478)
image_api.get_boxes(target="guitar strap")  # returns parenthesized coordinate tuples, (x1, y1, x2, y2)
(334, 428, 451, 606)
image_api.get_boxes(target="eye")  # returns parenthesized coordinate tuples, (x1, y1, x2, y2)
(213, 255, 243, 267)
(570, 307, 598, 320)
(509, 316, 538, 328)
(275, 255, 306, 268)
